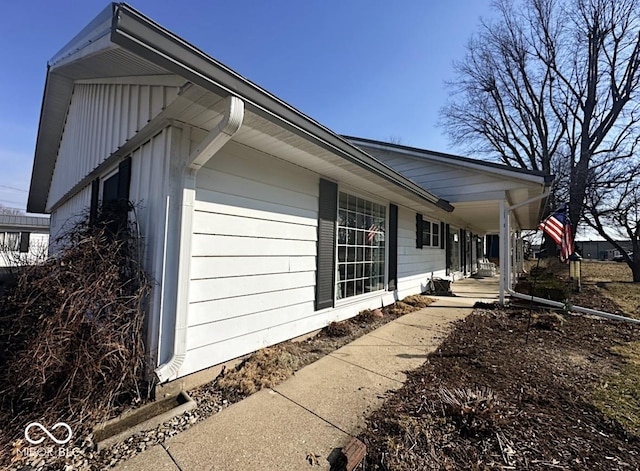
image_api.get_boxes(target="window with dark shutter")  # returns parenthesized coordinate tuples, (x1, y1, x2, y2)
(388, 204, 398, 291)
(315, 178, 338, 310)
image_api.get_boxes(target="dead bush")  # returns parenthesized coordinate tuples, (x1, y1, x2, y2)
(402, 294, 435, 308)
(325, 321, 352, 337)
(438, 386, 499, 435)
(0, 210, 150, 456)
(216, 345, 302, 396)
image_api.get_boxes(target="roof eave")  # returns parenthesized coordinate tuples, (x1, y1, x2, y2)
(110, 3, 451, 212)
(29, 3, 451, 214)
(346, 135, 554, 187)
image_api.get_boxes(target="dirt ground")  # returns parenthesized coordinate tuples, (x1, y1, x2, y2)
(359, 263, 640, 470)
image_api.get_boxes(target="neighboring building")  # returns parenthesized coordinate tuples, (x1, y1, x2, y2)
(0, 214, 49, 269)
(27, 4, 551, 384)
(576, 240, 633, 260)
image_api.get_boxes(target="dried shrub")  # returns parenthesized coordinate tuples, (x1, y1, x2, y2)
(353, 309, 376, 323)
(385, 301, 417, 316)
(216, 345, 302, 396)
(0, 210, 150, 454)
(402, 295, 435, 309)
(325, 321, 352, 338)
(438, 386, 498, 435)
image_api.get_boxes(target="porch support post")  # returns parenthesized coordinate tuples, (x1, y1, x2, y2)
(499, 199, 508, 304)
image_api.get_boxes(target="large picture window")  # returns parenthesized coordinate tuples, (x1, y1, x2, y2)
(337, 192, 386, 299)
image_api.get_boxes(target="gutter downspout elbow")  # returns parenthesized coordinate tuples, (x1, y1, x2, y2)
(154, 96, 245, 384)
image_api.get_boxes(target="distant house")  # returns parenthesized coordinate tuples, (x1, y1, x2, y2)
(576, 240, 633, 260)
(0, 214, 49, 269)
(27, 4, 551, 385)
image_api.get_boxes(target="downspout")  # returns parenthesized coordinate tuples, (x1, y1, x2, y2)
(155, 95, 245, 383)
(501, 190, 640, 325)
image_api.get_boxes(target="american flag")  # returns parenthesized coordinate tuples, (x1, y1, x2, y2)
(367, 224, 379, 244)
(538, 204, 574, 262)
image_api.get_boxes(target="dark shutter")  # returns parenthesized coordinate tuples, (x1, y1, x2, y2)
(416, 213, 423, 248)
(315, 179, 338, 310)
(90, 178, 100, 226)
(440, 222, 445, 249)
(19, 232, 30, 253)
(445, 224, 451, 275)
(117, 156, 132, 203)
(388, 204, 398, 291)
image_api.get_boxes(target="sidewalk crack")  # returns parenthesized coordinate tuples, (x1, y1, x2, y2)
(162, 443, 183, 471)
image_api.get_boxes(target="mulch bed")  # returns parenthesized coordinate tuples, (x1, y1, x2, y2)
(359, 304, 640, 470)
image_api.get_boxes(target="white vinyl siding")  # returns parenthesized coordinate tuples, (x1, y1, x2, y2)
(49, 184, 93, 247)
(396, 206, 446, 296)
(182, 141, 321, 375)
(47, 82, 179, 210)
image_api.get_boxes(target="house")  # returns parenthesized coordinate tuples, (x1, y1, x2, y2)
(27, 3, 551, 385)
(0, 214, 49, 269)
(576, 239, 633, 260)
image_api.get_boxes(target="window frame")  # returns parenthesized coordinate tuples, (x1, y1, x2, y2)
(419, 217, 441, 249)
(335, 189, 388, 302)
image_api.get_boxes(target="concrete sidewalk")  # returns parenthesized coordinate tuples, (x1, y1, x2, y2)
(115, 277, 498, 471)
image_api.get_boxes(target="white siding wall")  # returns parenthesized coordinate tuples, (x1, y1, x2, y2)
(182, 141, 320, 375)
(47, 82, 179, 210)
(178, 142, 452, 376)
(128, 130, 171, 286)
(128, 129, 173, 366)
(49, 184, 93, 247)
(396, 205, 447, 297)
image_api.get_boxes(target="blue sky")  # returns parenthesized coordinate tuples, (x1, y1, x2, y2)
(0, 1, 495, 214)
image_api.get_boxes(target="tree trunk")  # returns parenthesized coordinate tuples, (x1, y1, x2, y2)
(631, 262, 640, 283)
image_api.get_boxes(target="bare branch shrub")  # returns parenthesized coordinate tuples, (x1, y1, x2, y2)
(0, 208, 150, 456)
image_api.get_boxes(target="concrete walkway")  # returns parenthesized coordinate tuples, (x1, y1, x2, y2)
(115, 277, 498, 471)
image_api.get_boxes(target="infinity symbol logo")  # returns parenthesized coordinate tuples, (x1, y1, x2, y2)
(24, 422, 73, 445)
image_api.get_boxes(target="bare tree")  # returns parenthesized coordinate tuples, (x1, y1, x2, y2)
(583, 158, 640, 280)
(441, 0, 640, 252)
(0, 204, 23, 216)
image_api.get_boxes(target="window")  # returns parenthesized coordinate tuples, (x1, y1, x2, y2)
(422, 220, 431, 246)
(432, 222, 440, 247)
(418, 217, 440, 248)
(337, 192, 386, 299)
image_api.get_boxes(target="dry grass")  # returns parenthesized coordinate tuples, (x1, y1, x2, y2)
(598, 283, 640, 318)
(581, 260, 634, 283)
(593, 342, 640, 437)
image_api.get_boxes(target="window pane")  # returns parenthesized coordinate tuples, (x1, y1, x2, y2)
(336, 192, 386, 300)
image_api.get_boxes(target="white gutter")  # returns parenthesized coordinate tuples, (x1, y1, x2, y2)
(154, 95, 245, 383)
(508, 290, 640, 325)
(500, 190, 640, 325)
